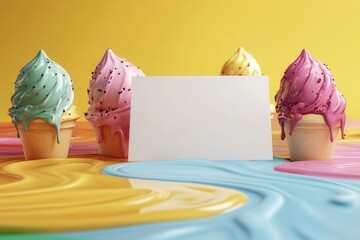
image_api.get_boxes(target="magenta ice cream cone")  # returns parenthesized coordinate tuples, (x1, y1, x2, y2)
(275, 49, 346, 161)
(85, 49, 144, 158)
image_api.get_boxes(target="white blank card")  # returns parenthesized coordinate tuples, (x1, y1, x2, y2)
(129, 76, 273, 161)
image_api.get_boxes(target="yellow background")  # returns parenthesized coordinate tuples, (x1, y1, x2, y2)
(0, 0, 359, 121)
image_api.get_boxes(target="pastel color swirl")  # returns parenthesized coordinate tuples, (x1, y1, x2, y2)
(0, 122, 359, 240)
(0, 158, 246, 233)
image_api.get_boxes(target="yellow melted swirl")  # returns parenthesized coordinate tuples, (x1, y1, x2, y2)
(0, 158, 247, 233)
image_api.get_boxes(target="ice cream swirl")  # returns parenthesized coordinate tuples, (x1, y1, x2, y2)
(275, 49, 346, 141)
(85, 49, 144, 143)
(8, 50, 76, 143)
(220, 47, 261, 76)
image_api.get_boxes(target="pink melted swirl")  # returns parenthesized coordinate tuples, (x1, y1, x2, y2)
(274, 146, 360, 180)
(85, 49, 144, 146)
(275, 49, 346, 142)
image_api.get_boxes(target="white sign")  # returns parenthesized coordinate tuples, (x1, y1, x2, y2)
(129, 76, 273, 161)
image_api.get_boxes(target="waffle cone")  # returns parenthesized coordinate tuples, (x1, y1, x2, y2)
(284, 115, 339, 161)
(18, 119, 76, 160)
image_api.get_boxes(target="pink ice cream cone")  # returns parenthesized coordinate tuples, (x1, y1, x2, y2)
(85, 49, 144, 159)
